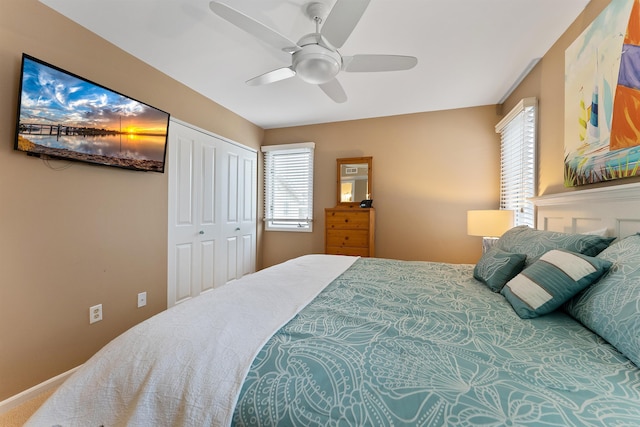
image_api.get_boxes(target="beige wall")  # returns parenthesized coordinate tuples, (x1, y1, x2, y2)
(0, 0, 263, 401)
(261, 106, 502, 268)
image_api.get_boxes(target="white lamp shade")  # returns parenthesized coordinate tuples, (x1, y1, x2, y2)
(467, 210, 514, 237)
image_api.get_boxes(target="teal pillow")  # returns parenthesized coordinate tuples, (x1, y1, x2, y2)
(565, 233, 640, 367)
(501, 249, 612, 319)
(473, 247, 526, 292)
(495, 226, 615, 267)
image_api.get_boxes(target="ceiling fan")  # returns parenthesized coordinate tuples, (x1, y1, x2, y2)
(209, 0, 418, 103)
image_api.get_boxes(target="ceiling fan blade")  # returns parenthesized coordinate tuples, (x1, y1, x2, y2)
(209, 1, 300, 53)
(246, 67, 296, 86)
(319, 78, 347, 103)
(320, 0, 370, 49)
(342, 55, 418, 72)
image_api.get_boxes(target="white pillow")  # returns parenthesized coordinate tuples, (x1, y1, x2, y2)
(582, 228, 609, 237)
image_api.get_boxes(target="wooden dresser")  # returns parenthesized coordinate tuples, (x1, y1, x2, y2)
(325, 207, 375, 257)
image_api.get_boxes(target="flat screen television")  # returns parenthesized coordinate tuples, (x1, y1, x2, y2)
(15, 54, 170, 172)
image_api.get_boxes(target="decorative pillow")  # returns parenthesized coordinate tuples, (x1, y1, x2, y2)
(501, 249, 612, 319)
(582, 227, 609, 237)
(494, 225, 615, 267)
(565, 233, 640, 367)
(473, 247, 526, 292)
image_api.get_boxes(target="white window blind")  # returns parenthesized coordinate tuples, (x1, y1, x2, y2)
(262, 142, 315, 232)
(495, 98, 537, 228)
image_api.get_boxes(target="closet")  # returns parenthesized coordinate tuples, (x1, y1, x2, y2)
(167, 120, 257, 307)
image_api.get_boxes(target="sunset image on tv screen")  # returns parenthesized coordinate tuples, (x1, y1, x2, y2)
(16, 55, 170, 172)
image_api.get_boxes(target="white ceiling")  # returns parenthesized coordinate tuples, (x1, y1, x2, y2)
(39, 0, 590, 129)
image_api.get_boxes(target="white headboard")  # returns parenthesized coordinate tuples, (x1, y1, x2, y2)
(531, 182, 640, 240)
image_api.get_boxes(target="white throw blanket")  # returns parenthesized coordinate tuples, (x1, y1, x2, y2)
(26, 254, 358, 427)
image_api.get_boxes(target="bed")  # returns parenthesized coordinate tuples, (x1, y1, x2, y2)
(27, 186, 640, 426)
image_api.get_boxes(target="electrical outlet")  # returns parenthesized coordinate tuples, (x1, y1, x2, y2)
(137, 292, 147, 308)
(89, 304, 102, 324)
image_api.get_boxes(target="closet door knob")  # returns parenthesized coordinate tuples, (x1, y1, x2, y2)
(199, 230, 205, 235)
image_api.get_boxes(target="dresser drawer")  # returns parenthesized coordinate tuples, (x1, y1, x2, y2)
(325, 210, 371, 229)
(326, 246, 371, 256)
(325, 207, 375, 257)
(326, 229, 370, 247)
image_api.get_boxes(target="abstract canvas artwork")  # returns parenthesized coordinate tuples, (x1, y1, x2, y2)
(565, 0, 640, 186)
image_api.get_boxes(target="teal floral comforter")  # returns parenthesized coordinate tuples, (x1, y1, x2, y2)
(233, 258, 640, 426)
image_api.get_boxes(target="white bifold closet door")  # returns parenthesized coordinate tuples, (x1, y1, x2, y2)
(167, 120, 257, 307)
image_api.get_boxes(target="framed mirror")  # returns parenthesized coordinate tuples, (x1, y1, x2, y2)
(336, 156, 372, 206)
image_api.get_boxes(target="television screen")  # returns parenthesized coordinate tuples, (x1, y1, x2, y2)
(15, 54, 170, 172)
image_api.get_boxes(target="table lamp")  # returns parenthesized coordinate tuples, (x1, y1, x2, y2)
(467, 210, 514, 253)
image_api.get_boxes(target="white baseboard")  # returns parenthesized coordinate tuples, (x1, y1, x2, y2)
(0, 366, 81, 415)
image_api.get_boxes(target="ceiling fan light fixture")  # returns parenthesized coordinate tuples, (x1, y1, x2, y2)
(210, 0, 415, 103)
(292, 45, 341, 84)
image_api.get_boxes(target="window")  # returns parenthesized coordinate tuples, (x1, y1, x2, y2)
(495, 98, 537, 227)
(262, 142, 315, 232)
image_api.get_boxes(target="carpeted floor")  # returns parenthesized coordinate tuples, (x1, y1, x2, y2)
(0, 389, 55, 427)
